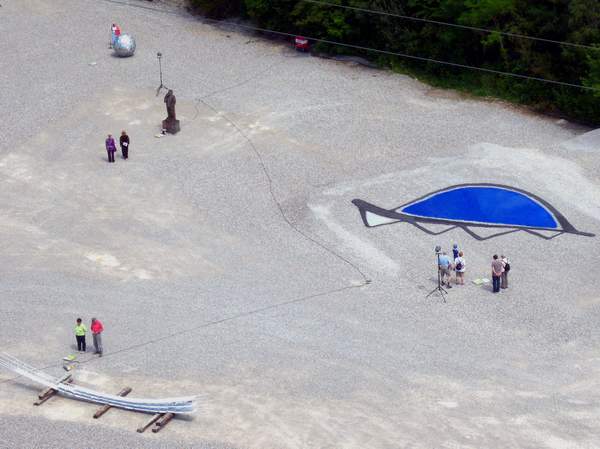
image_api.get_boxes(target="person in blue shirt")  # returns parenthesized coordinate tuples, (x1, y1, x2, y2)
(438, 251, 452, 288)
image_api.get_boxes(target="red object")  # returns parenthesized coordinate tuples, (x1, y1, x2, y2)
(91, 320, 104, 334)
(294, 36, 309, 51)
(114, 25, 121, 36)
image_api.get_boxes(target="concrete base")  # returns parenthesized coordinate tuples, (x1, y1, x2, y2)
(162, 118, 180, 134)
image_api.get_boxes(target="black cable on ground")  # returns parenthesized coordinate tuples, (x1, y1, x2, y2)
(0, 2, 372, 383)
(0, 284, 363, 383)
(197, 97, 370, 284)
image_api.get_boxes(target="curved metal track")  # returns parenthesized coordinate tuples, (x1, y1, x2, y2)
(0, 353, 196, 414)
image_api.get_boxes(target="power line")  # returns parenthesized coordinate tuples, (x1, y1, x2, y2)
(100, 0, 182, 15)
(302, 0, 600, 51)
(200, 17, 599, 92)
(96, 0, 598, 91)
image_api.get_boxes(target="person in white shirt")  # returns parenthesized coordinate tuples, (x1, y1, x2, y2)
(501, 255, 509, 289)
(454, 251, 466, 285)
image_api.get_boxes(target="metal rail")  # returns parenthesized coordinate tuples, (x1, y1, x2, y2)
(0, 353, 197, 414)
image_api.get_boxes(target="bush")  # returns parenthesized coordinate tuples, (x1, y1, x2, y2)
(191, 0, 600, 124)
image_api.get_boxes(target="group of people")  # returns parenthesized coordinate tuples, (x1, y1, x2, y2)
(74, 317, 105, 356)
(437, 244, 466, 288)
(105, 131, 130, 163)
(491, 254, 510, 293)
(437, 244, 510, 293)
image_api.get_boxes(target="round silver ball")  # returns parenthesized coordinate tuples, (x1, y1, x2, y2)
(114, 34, 136, 57)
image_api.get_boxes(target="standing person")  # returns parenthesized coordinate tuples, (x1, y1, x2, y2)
(91, 317, 104, 356)
(501, 255, 510, 289)
(438, 251, 452, 288)
(74, 318, 87, 352)
(454, 251, 466, 285)
(119, 130, 129, 159)
(110, 24, 116, 48)
(491, 254, 504, 293)
(110, 23, 121, 48)
(452, 243, 459, 260)
(105, 134, 116, 163)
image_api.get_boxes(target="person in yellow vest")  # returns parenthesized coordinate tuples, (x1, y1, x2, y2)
(75, 318, 87, 352)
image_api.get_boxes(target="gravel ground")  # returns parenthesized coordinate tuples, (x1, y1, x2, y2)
(1, 0, 600, 448)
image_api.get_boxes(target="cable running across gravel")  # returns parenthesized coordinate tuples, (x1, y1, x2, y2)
(0, 284, 364, 382)
(197, 97, 371, 284)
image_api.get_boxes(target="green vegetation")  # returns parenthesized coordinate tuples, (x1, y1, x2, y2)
(190, 0, 600, 124)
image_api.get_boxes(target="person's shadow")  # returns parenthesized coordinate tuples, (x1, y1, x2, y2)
(69, 344, 88, 353)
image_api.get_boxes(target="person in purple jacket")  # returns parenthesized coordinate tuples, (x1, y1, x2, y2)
(105, 134, 116, 163)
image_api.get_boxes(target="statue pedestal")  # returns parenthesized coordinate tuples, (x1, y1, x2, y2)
(162, 118, 180, 134)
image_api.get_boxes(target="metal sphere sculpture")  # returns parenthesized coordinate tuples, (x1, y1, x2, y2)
(114, 34, 136, 57)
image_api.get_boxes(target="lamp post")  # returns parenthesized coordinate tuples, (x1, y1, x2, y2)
(156, 52, 165, 96)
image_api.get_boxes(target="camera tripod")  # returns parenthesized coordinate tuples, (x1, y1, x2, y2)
(426, 252, 447, 302)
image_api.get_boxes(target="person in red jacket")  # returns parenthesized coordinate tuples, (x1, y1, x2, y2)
(91, 317, 104, 356)
(110, 24, 121, 49)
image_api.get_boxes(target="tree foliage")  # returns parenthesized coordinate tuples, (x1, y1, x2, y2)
(190, 0, 600, 123)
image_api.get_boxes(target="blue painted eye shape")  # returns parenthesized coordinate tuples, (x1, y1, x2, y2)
(401, 186, 558, 230)
(352, 184, 594, 241)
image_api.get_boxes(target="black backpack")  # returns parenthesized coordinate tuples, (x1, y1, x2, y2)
(504, 262, 510, 272)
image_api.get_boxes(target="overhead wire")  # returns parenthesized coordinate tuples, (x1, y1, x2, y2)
(199, 16, 600, 92)
(96, 0, 599, 91)
(301, 0, 600, 51)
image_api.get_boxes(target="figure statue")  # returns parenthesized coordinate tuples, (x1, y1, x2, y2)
(162, 89, 180, 134)
(164, 89, 176, 120)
